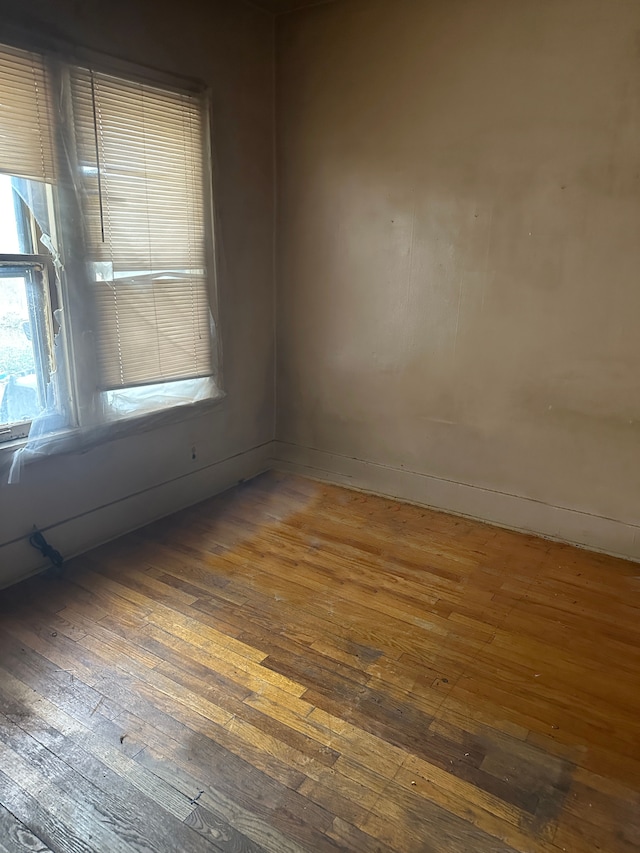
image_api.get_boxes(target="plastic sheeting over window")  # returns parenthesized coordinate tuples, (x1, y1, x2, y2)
(71, 68, 213, 391)
(0, 41, 223, 482)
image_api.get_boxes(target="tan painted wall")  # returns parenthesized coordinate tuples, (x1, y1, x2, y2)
(276, 0, 640, 544)
(0, 0, 275, 584)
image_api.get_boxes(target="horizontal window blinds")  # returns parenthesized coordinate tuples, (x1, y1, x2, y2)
(70, 67, 213, 390)
(93, 276, 212, 388)
(0, 43, 56, 182)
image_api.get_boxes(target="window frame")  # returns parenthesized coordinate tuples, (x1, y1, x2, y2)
(0, 35, 222, 453)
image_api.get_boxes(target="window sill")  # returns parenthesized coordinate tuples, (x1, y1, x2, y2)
(1, 390, 226, 478)
(0, 434, 28, 455)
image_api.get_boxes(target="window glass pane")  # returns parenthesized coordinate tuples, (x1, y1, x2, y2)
(0, 174, 20, 253)
(0, 272, 46, 427)
(0, 173, 51, 254)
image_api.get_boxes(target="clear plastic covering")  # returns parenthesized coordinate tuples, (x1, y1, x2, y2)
(0, 45, 224, 483)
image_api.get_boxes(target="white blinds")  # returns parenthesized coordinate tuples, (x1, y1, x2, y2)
(93, 276, 212, 388)
(70, 67, 213, 390)
(0, 43, 55, 182)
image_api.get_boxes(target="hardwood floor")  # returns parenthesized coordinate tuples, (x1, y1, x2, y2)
(0, 471, 639, 853)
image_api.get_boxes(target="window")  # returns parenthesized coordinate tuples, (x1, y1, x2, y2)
(0, 41, 220, 448)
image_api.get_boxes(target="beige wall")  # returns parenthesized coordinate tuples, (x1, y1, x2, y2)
(276, 0, 640, 552)
(0, 0, 275, 585)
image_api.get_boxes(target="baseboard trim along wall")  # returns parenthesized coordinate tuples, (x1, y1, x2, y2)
(272, 441, 640, 563)
(5, 436, 637, 591)
(0, 441, 275, 590)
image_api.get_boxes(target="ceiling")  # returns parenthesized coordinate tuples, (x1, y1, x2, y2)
(248, 0, 337, 14)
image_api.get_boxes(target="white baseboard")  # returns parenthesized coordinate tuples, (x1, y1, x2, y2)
(272, 441, 640, 563)
(0, 440, 275, 590)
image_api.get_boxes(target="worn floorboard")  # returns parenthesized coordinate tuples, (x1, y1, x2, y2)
(1, 471, 639, 852)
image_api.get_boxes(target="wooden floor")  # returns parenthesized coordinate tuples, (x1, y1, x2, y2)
(0, 472, 639, 853)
